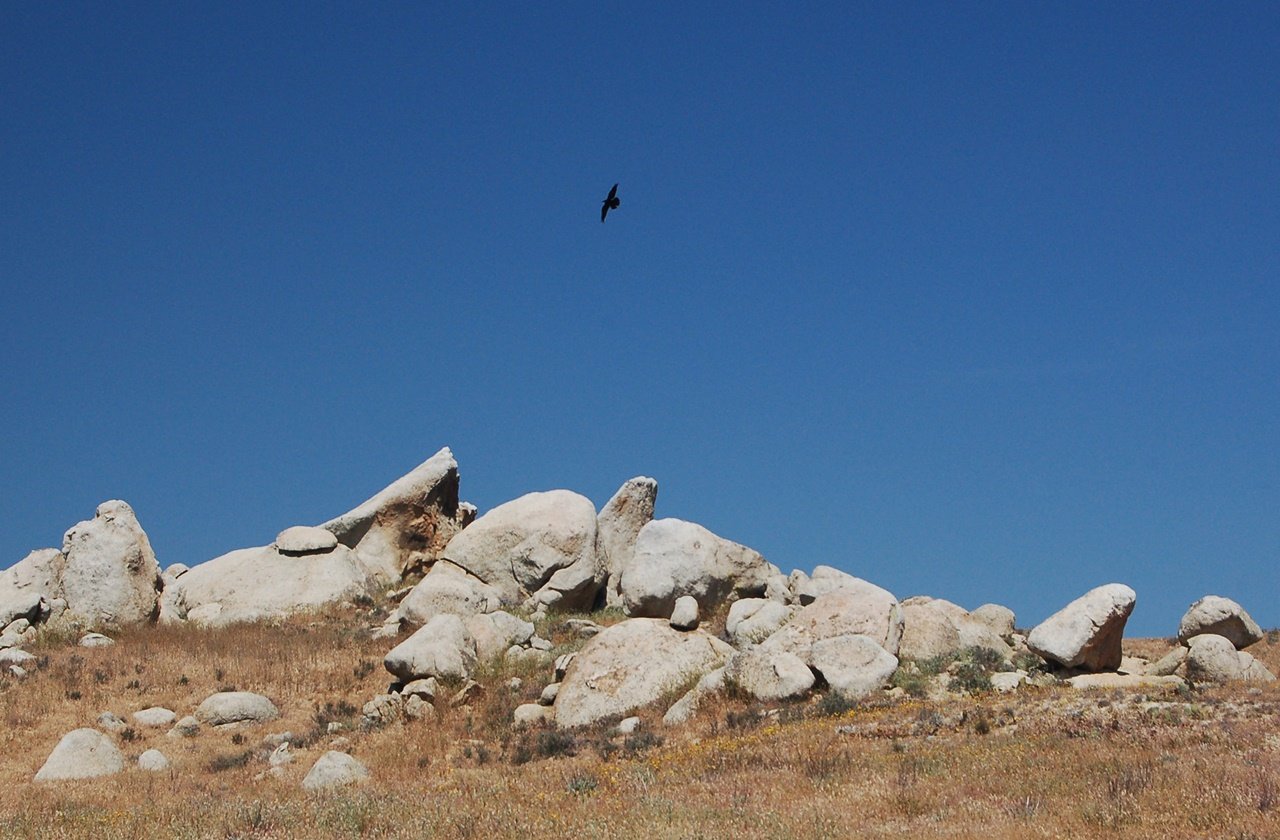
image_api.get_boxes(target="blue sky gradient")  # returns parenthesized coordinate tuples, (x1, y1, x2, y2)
(3, 3, 1277, 635)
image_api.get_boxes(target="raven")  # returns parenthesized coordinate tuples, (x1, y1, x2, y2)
(601, 183, 620, 222)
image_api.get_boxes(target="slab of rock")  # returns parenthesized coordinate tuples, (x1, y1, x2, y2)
(383, 613, 476, 681)
(34, 729, 124, 781)
(0, 548, 65, 609)
(79, 632, 114, 648)
(663, 667, 726, 726)
(1026, 583, 1136, 671)
(725, 598, 794, 647)
(725, 648, 814, 701)
(465, 610, 534, 661)
(599, 477, 658, 608)
(301, 751, 370, 791)
(161, 542, 375, 627)
(554, 618, 733, 728)
(1185, 633, 1276, 684)
(195, 691, 280, 726)
(670, 595, 700, 631)
(810, 633, 898, 698)
(320, 447, 472, 583)
(274, 526, 339, 556)
(1148, 645, 1188, 676)
(132, 707, 177, 728)
(137, 749, 170, 772)
(618, 518, 778, 618)
(762, 584, 904, 663)
(441, 490, 602, 610)
(1177, 596, 1263, 649)
(1066, 673, 1188, 690)
(60, 501, 162, 627)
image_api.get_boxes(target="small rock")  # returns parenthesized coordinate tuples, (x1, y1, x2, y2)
(506, 677, 524, 692)
(301, 751, 369, 791)
(132, 707, 177, 728)
(8, 664, 27, 679)
(529, 635, 553, 652)
(269, 743, 294, 767)
(361, 693, 404, 728)
(0, 649, 37, 668)
(274, 525, 339, 555)
(554, 653, 577, 681)
(670, 595, 700, 631)
(565, 619, 602, 638)
(194, 692, 280, 726)
(326, 722, 344, 734)
(990, 671, 1028, 693)
(402, 677, 438, 702)
(513, 703, 553, 729)
(79, 633, 115, 648)
(138, 749, 170, 772)
(449, 680, 485, 707)
(539, 683, 560, 706)
(404, 694, 434, 720)
(97, 712, 127, 734)
(617, 716, 642, 735)
(168, 716, 200, 738)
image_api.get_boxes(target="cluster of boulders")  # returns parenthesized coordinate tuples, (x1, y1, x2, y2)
(33, 687, 369, 790)
(5, 446, 1276, 783)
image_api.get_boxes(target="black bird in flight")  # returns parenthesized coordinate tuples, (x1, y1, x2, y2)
(601, 183, 620, 222)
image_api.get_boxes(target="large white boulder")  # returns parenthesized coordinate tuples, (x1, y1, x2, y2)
(161, 542, 375, 627)
(725, 648, 814, 701)
(384, 613, 477, 681)
(1177, 596, 1263, 649)
(34, 728, 125, 781)
(970, 603, 1017, 641)
(0, 549, 64, 625)
(598, 477, 658, 608)
(554, 618, 733, 728)
(441, 490, 602, 610)
(618, 519, 778, 618)
(194, 691, 280, 726)
(394, 561, 504, 627)
(302, 751, 369, 791)
(810, 634, 899, 698)
(319, 447, 472, 583)
(60, 501, 162, 627)
(762, 583, 904, 663)
(1027, 583, 1135, 671)
(899, 596, 1012, 662)
(1184, 633, 1276, 684)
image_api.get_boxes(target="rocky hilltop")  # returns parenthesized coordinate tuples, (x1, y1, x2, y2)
(1, 446, 1273, 787)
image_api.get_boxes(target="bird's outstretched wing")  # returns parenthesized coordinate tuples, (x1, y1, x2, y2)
(601, 202, 610, 222)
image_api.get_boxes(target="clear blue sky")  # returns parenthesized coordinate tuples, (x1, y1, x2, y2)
(3, 3, 1277, 636)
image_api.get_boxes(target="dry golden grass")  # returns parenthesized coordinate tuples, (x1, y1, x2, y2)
(2, 610, 1278, 839)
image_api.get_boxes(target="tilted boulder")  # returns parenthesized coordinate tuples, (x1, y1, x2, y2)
(1177, 596, 1263, 650)
(762, 583, 904, 662)
(161, 542, 375, 627)
(1184, 633, 1276, 684)
(384, 613, 477, 682)
(34, 728, 124, 782)
(810, 634, 899, 698)
(0, 549, 64, 624)
(554, 618, 733, 728)
(320, 447, 473, 583)
(598, 477, 658, 608)
(725, 648, 814, 701)
(899, 596, 1012, 662)
(394, 561, 504, 627)
(441, 490, 602, 611)
(1027, 583, 1135, 671)
(725, 598, 795, 648)
(60, 501, 162, 627)
(618, 518, 778, 618)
